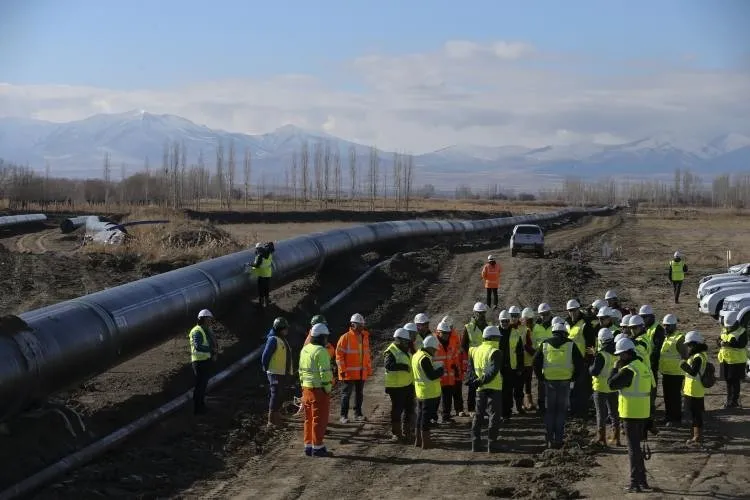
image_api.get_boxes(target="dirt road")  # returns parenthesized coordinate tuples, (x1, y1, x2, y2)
(173, 215, 622, 500)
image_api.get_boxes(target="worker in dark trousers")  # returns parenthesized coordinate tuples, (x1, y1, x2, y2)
(658, 314, 686, 426)
(608, 338, 655, 493)
(466, 325, 504, 452)
(566, 299, 596, 419)
(718, 311, 747, 408)
(668, 251, 688, 303)
(250, 241, 274, 308)
(261, 317, 294, 429)
(383, 328, 415, 443)
(498, 310, 524, 421)
(189, 309, 218, 415)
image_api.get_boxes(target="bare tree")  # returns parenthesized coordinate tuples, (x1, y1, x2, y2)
(403, 154, 414, 211)
(333, 146, 342, 206)
(103, 152, 111, 207)
(348, 145, 357, 202)
(313, 141, 324, 208)
(227, 139, 236, 209)
(291, 152, 298, 208)
(161, 142, 170, 207)
(243, 147, 252, 208)
(392, 152, 402, 210)
(196, 150, 206, 209)
(179, 142, 187, 208)
(119, 162, 127, 205)
(301, 140, 310, 206)
(144, 156, 151, 202)
(323, 141, 331, 207)
(215, 140, 225, 208)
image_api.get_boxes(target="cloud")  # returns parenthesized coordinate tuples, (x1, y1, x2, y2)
(0, 40, 748, 152)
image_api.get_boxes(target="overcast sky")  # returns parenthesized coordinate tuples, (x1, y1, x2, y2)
(1, 0, 748, 153)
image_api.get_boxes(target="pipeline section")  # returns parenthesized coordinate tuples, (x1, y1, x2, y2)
(0, 214, 47, 229)
(0, 206, 615, 421)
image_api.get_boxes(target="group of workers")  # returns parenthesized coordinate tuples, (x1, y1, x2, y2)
(186, 248, 746, 493)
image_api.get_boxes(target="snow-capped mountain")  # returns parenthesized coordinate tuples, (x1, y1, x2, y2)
(0, 111, 748, 187)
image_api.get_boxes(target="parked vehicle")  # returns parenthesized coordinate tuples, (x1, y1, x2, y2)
(699, 283, 750, 318)
(698, 274, 750, 299)
(718, 292, 750, 327)
(510, 224, 544, 257)
(698, 263, 750, 289)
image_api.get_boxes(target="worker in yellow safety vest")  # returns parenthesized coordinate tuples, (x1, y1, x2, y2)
(589, 328, 620, 446)
(566, 298, 596, 419)
(188, 309, 218, 415)
(519, 307, 538, 411)
(680, 331, 708, 446)
(261, 316, 294, 429)
(658, 314, 686, 426)
(628, 314, 657, 436)
(717, 311, 747, 408)
(299, 322, 334, 457)
(461, 302, 489, 415)
(466, 325, 504, 453)
(668, 251, 688, 303)
(607, 338, 654, 493)
(249, 241, 274, 308)
(411, 335, 445, 449)
(533, 303, 554, 414)
(413, 313, 430, 354)
(384, 328, 414, 443)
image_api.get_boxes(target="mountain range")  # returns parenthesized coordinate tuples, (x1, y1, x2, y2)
(0, 110, 748, 190)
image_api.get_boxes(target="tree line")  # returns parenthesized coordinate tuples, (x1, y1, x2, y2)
(0, 151, 747, 210)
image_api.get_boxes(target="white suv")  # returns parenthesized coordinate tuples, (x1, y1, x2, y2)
(510, 224, 544, 257)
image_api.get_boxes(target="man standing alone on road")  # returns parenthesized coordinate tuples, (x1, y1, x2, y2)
(336, 313, 372, 423)
(299, 322, 334, 457)
(261, 317, 294, 429)
(608, 338, 654, 493)
(668, 251, 688, 304)
(189, 309, 218, 415)
(481, 255, 502, 309)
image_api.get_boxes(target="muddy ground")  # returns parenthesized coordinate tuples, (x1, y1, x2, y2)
(5, 210, 748, 500)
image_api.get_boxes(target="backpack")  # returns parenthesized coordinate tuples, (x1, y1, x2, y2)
(701, 360, 717, 388)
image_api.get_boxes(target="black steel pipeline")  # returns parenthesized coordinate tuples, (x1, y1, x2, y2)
(0, 214, 47, 229)
(0, 206, 614, 420)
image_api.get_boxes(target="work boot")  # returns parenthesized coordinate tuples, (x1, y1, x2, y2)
(526, 394, 537, 411)
(686, 426, 702, 446)
(266, 410, 276, 429)
(421, 430, 433, 450)
(591, 427, 607, 446)
(390, 422, 402, 442)
(471, 438, 482, 452)
(312, 446, 332, 457)
(609, 426, 622, 446)
(625, 483, 642, 493)
(414, 429, 422, 448)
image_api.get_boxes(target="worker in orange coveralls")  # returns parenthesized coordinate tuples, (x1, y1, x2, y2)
(299, 322, 334, 457)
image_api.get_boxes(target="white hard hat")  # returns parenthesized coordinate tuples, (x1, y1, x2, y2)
(498, 310, 511, 321)
(674, 251, 682, 258)
(551, 316, 566, 326)
(310, 323, 330, 337)
(611, 309, 622, 322)
(437, 321, 452, 333)
(521, 307, 536, 319)
(566, 299, 581, 310)
(592, 299, 607, 310)
(639, 304, 654, 316)
(598, 328, 614, 342)
(723, 311, 739, 327)
(350, 313, 365, 325)
(538, 303, 551, 314)
(393, 328, 411, 341)
(482, 325, 501, 339)
(552, 322, 568, 334)
(628, 315, 645, 327)
(684, 330, 704, 344)
(604, 290, 618, 300)
(620, 314, 633, 327)
(487, 255, 496, 261)
(661, 314, 677, 326)
(197, 309, 213, 319)
(614, 333, 628, 344)
(255, 242, 263, 249)
(403, 322, 418, 332)
(508, 305, 521, 315)
(597, 306, 613, 318)
(441, 315, 454, 327)
(414, 313, 429, 324)
(473, 302, 488, 313)
(615, 338, 636, 354)
(422, 335, 439, 350)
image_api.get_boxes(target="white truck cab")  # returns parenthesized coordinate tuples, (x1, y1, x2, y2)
(510, 224, 544, 257)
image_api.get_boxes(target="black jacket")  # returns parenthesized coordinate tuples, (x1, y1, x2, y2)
(645, 322, 666, 374)
(419, 351, 444, 381)
(465, 343, 503, 387)
(721, 327, 748, 351)
(532, 333, 584, 381)
(680, 343, 708, 377)
(589, 340, 615, 376)
(384, 345, 411, 372)
(566, 316, 597, 350)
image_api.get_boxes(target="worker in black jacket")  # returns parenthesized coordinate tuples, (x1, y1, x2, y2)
(498, 310, 524, 421)
(533, 322, 584, 449)
(566, 299, 597, 419)
(465, 325, 504, 452)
